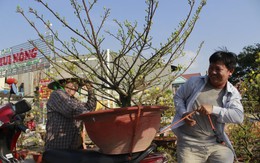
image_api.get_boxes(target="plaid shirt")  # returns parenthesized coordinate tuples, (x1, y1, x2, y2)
(45, 89, 96, 150)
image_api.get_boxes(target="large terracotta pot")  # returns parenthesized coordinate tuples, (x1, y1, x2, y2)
(75, 105, 168, 154)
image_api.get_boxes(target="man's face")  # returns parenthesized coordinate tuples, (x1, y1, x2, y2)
(64, 82, 79, 96)
(208, 61, 233, 89)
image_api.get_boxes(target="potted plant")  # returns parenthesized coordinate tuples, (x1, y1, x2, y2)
(17, 0, 205, 154)
(13, 149, 28, 161)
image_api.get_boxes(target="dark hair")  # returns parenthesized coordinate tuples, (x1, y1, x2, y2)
(209, 50, 237, 70)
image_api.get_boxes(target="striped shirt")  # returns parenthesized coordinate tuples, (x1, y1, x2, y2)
(44, 89, 96, 150)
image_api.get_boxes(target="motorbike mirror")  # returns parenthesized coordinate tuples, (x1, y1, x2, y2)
(14, 100, 32, 114)
(10, 83, 18, 94)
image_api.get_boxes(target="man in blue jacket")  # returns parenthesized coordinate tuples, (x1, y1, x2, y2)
(172, 50, 244, 163)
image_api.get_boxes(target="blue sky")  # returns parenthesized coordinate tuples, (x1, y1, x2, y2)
(0, 0, 259, 75)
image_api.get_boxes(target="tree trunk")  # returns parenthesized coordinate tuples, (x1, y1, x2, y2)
(120, 94, 132, 107)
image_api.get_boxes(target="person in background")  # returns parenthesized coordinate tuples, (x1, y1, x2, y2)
(18, 82, 24, 96)
(44, 77, 96, 150)
(26, 113, 36, 131)
(171, 50, 244, 163)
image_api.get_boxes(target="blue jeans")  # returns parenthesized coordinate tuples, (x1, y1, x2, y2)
(177, 143, 234, 163)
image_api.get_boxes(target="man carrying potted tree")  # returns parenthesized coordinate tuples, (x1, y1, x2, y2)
(171, 50, 244, 163)
(44, 77, 96, 150)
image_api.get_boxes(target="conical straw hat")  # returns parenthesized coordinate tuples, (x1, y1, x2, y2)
(47, 73, 87, 90)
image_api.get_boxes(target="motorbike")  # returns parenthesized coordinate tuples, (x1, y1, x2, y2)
(43, 143, 167, 163)
(0, 83, 32, 163)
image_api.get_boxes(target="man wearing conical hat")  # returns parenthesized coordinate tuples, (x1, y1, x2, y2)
(44, 77, 96, 150)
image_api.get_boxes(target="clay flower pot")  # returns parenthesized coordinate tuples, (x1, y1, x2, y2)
(153, 136, 177, 148)
(13, 151, 20, 159)
(75, 105, 168, 154)
(13, 149, 28, 160)
(32, 153, 43, 163)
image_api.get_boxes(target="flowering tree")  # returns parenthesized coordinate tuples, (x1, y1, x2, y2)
(227, 43, 260, 161)
(17, 0, 206, 107)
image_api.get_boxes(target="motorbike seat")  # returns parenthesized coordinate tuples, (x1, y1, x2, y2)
(43, 144, 156, 163)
